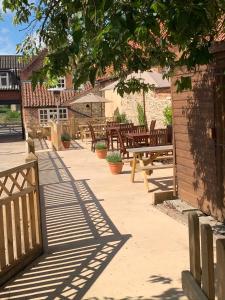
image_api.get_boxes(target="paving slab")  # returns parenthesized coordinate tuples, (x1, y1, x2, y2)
(0, 139, 189, 299)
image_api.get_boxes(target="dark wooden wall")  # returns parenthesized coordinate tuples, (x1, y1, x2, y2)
(172, 58, 225, 221)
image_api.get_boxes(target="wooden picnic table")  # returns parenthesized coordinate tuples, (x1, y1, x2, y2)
(127, 145, 173, 191)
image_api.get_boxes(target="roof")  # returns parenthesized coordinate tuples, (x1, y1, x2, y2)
(0, 55, 27, 70)
(69, 93, 112, 105)
(22, 81, 93, 107)
(101, 71, 170, 91)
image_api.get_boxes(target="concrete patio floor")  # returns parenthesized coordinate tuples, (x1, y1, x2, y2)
(0, 139, 189, 299)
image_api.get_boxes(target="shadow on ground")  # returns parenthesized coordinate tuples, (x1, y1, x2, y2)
(0, 149, 129, 299)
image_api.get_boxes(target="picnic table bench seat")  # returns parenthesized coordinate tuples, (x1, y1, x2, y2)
(140, 163, 174, 171)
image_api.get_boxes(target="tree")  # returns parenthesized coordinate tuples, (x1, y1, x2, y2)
(2, 0, 225, 93)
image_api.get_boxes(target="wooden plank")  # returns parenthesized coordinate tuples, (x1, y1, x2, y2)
(216, 238, 225, 300)
(0, 206, 6, 270)
(0, 187, 35, 204)
(28, 192, 37, 248)
(0, 161, 35, 178)
(182, 270, 208, 300)
(21, 194, 30, 253)
(14, 198, 22, 259)
(201, 224, 215, 300)
(140, 164, 173, 171)
(127, 145, 173, 153)
(33, 161, 42, 246)
(188, 212, 201, 285)
(5, 202, 14, 265)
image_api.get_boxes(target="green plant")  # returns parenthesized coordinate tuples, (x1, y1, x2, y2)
(4, 110, 21, 121)
(95, 142, 107, 150)
(106, 151, 122, 163)
(137, 103, 145, 126)
(113, 108, 128, 123)
(163, 105, 172, 126)
(61, 133, 71, 141)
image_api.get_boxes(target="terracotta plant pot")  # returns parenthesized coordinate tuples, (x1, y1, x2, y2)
(108, 162, 123, 175)
(96, 149, 107, 159)
(62, 141, 71, 149)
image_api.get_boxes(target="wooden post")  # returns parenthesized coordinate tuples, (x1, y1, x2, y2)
(26, 138, 35, 154)
(201, 224, 215, 300)
(216, 239, 225, 300)
(188, 212, 201, 285)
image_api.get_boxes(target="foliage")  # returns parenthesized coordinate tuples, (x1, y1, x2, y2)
(106, 151, 122, 163)
(163, 105, 172, 126)
(136, 103, 145, 126)
(61, 133, 71, 141)
(114, 108, 128, 123)
(2, 110, 21, 122)
(95, 142, 107, 150)
(3, 0, 225, 93)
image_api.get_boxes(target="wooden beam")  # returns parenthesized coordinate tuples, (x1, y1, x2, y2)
(216, 238, 225, 300)
(188, 212, 201, 285)
(182, 271, 208, 300)
(201, 224, 215, 300)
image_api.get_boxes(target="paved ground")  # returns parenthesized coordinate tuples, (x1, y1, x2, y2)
(0, 139, 188, 299)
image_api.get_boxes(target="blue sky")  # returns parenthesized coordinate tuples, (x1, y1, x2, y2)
(0, 4, 27, 54)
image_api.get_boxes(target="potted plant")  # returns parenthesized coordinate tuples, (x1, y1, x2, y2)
(61, 133, 71, 149)
(106, 151, 123, 174)
(95, 142, 108, 159)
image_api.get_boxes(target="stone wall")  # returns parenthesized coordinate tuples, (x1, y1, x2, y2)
(104, 88, 171, 128)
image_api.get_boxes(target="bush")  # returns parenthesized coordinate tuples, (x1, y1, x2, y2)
(61, 133, 71, 141)
(106, 151, 122, 163)
(163, 105, 172, 125)
(4, 110, 21, 121)
(113, 107, 128, 123)
(137, 103, 145, 125)
(95, 142, 107, 150)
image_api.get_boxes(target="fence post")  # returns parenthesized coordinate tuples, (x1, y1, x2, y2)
(26, 138, 35, 154)
(216, 239, 225, 300)
(188, 212, 201, 285)
(201, 224, 215, 300)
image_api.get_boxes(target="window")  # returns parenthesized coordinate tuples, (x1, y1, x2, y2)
(57, 77, 65, 89)
(39, 108, 68, 124)
(0, 72, 9, 87)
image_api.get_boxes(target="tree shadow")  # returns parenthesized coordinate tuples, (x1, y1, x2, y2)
(0, 150, 130, 299)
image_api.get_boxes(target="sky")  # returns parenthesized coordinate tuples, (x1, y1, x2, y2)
(0, 3, 27, 55)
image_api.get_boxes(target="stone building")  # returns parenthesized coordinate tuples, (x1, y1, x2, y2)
(102, 71, 171, 128)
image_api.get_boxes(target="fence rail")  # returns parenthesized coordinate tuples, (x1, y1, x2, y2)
(182, 212, 225, 300)
(0, 160, 42, 286)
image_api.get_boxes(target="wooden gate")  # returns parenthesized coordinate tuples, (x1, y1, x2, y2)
(0, 161, 43, 286)
(182, 212, 225, 300)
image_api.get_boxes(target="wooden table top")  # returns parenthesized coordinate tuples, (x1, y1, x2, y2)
(126, 132, 149, 138)
(127, 144, 173, 153)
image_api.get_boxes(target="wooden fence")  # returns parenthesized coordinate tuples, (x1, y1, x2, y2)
(182, 212, 225, 300)
(0, 160, 42, 286)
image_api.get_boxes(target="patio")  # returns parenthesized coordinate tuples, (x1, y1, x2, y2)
(0, 139, 188, 299)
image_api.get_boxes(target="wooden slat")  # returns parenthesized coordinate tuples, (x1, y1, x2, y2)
(0, 206, 6, 270)
(188, 212, 201, 285)
(5, 202, 14, 265)
(182, 270, 208, 300)
(21, 195, 30, 253)
(201, 224, 215, 300)
(28, 192, 37, 248)
(33, 162, 42, 246)
(14, 198, 22, 259)
(216, 239, 225, 300)
(0, 187, 35, 204)
(0, 161, 35, 178)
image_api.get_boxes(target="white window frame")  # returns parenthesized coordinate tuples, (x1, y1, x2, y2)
(0, 72, 9, 87)
(38, 107, 68, 124)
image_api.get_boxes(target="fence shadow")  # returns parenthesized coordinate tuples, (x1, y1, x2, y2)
(0, 150, 129, 299)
